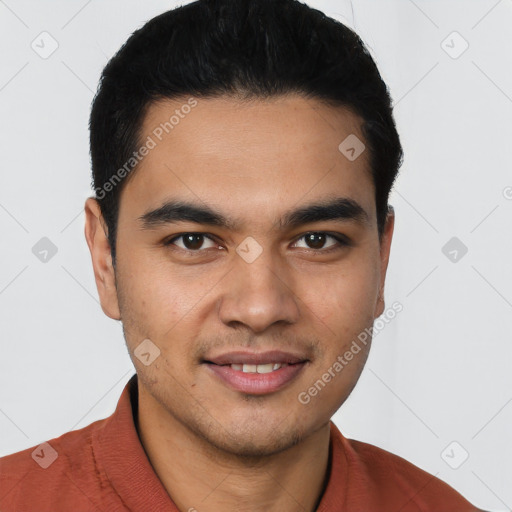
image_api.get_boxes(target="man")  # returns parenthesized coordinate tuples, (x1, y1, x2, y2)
(0, 0, 486, 510)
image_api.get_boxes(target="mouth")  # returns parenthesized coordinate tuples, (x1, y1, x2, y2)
(202, 351, 309, 395)
(207, 362, 293, 373)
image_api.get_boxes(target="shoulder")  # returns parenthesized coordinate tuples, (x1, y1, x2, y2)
(0, 417, 108, 511)
(331, 425, 487, 511)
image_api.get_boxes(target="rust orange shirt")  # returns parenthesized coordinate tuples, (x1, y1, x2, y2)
(0, 374, 484, 511)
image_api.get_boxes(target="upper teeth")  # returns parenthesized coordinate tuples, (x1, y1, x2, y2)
(230, 363, 289, 373)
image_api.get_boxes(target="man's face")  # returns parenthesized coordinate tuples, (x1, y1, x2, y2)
(87, 94, 394, 457)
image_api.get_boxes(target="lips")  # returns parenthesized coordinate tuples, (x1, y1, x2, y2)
(203, 350, 309, 394)
(203, 350, 307, 366)
(229, 362, 289, 373)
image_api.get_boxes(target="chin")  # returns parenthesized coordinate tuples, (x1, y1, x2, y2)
(198, 416, 309, 459)
(212, 433, 300, 459)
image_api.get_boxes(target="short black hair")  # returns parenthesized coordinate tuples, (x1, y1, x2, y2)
(89, 0, 403, 265)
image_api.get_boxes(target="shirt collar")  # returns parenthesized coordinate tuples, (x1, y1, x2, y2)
(93, 374, 178, 510)
(93, 374, 346, 511)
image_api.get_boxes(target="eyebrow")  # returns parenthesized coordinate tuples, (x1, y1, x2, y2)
(138, 197, 370, 232)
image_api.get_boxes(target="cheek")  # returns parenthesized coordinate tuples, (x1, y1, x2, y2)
(302, 257, 380, 332)
(118, 251, 197, 309)
(115, 259, 220, 380)
(115, 256, 198, 344)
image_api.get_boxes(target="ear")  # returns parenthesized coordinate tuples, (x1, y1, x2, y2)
(84, 197, 121, 320)
(374, 206, 395, 319)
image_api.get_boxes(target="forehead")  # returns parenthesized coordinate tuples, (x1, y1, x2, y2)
(120, 94, 375, 226)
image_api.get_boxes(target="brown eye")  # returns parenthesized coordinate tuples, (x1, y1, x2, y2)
(182, 234, 205, 250)
(165, 233, 217, 251)
(292, 232, 347, 251)
(305, 233, 328, 249)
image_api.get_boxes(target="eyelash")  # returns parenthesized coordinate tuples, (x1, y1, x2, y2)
(163, 232, 350, 255)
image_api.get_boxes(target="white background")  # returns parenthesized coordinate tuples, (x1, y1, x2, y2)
(0, 1, 511, 510)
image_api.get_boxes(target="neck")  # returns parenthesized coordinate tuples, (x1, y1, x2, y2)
(136, 385, 332, 512)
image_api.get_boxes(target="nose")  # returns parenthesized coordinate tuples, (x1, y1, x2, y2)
(218, 249, 300, 334)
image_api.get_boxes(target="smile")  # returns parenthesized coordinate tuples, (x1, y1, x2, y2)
(204, 361, 307, 394)
(228, 362, 289, 373)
